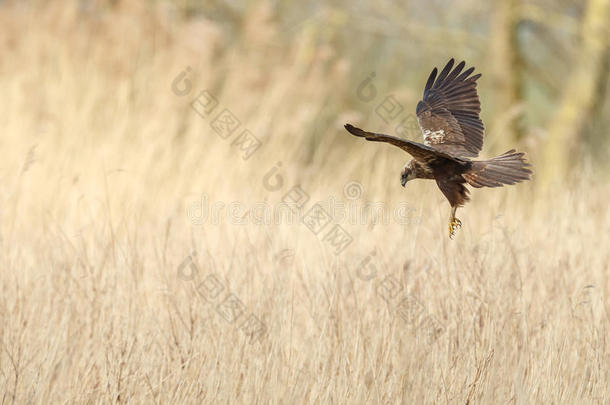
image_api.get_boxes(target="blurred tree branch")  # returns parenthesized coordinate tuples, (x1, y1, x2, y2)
(490, 0, 524, 143)
(541, 0, 610, 184)
(518, 3, 579, 35)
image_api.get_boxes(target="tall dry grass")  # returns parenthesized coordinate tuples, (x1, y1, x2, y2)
(0, 1, 608, 404)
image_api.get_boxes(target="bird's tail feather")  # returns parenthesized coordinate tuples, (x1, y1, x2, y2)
(463, 150, 532, 188)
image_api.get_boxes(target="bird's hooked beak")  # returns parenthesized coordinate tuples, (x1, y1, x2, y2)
(401, 175, 407, 187)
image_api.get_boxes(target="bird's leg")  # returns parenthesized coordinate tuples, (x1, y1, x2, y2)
(448, 206, 462, 239)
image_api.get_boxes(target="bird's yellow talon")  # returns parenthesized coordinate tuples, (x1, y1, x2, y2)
(448, 218, 462, 239)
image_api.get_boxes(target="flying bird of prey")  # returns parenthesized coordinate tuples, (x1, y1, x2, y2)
(345, 58, 532, 238)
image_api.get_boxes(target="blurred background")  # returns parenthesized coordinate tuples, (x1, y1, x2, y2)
(0, 0, 609, 403)
(1, 0, 608, 243)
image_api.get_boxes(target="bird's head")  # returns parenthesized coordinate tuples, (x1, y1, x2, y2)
(400, 161, 417, 187)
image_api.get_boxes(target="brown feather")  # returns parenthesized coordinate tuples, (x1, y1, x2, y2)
(416, 59, 485, 158)
(463, 151, 532, 188)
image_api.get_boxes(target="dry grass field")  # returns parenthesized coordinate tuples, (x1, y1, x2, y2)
(1, 1, 609, 404)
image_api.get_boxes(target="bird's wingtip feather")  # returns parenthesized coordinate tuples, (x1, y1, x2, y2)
(344, 123, 362, 137)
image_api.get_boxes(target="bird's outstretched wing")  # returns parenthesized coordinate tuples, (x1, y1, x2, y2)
(344, 123, 461, 165)
(416, 59, 484, 158)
